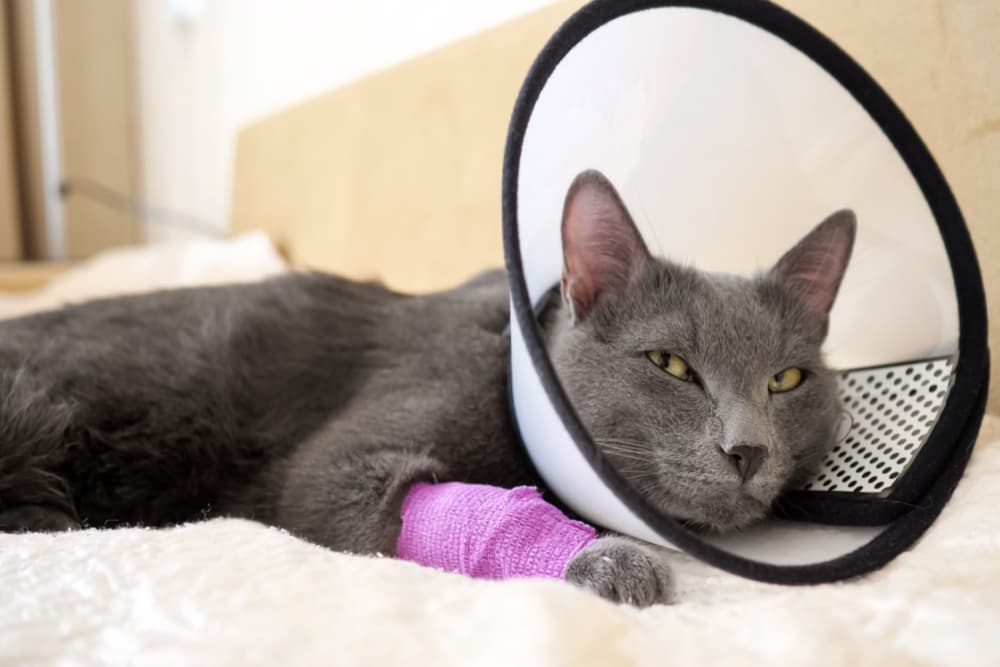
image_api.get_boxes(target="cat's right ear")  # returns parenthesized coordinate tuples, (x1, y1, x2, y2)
(561, 170, 651, 322)
(771, 209, 857, 336)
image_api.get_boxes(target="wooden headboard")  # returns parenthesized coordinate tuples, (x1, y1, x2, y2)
(229, 0, 1000, 414)
(230, 1, 585, 294)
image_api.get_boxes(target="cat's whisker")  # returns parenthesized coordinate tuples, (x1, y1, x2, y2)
(597, 442, 648, 452)
(603, 452, 651, 463)
(594, 439, 655, 458)
(595, 436, 650, 448)
(598, 443, 649, 453)
(634, 479, 670, 500)
(617, 469, 663, 479)
(596, 446, 649, 456)
(596, 445, 652, 459)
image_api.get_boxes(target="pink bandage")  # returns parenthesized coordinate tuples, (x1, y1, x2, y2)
(396, 482, 597, 580)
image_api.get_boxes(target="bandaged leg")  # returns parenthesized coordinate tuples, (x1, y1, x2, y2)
(396, 482, 597, 580)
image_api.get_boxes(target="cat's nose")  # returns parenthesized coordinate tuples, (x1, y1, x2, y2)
(725, 444, 767, 483)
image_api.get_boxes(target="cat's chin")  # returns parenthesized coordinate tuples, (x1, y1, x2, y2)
(611, 462, 780, 534)
(653, 486, 774, 535)
(678, 512, 767, 535)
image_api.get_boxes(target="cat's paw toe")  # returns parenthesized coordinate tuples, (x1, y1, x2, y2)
(564, 536, 674, 607)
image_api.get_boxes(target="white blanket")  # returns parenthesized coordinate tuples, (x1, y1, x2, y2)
(1, 238, 997, 666)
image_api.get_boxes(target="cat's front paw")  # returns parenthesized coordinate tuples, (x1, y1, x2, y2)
(564, 536, 674, 607)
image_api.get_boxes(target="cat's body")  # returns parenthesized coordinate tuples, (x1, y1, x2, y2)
(0, 270, 534, 549)
(0, 171, 856, 606)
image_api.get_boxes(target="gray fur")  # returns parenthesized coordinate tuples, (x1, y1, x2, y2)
(0, 170, 855, 607)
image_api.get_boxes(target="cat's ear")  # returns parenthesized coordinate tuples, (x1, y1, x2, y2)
(561, 170, 651, 321)
(771, 210, 857, 334)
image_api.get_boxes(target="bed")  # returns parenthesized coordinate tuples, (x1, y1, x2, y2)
(2, 1, 998, 664)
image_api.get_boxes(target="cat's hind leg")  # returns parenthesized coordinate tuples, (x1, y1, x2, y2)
(0, 459, 81, 533)
(0, 504, 80, 533)
(0, 381, 81, 533)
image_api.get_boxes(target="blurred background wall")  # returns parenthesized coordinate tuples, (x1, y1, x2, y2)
(132, 0, 557, 243)
(0, 0, 558, 260)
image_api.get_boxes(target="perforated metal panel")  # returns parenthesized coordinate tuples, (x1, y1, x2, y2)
(801, 357, 956, 495)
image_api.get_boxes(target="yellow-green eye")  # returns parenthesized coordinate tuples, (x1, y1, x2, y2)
(769, 367, 804, 393)
(646, 351, 692, 381)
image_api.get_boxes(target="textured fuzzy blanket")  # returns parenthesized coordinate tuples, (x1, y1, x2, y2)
(1, 415, 998, 666)
(1, 238, 997, 666)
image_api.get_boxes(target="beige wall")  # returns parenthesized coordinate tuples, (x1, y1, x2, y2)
(55, 0, 140, 257)
(7, 0, 140, 259)
(0, 4, 23, 260)
(231, 1, 586, 291)
(7, 0, 46, 258)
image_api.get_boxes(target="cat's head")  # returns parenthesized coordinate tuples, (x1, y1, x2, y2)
(547, 170, 855, 532)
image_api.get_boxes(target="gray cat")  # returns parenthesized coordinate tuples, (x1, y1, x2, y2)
(0, 170, 855, 606)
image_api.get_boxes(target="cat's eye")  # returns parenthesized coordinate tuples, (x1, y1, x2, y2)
(769, 367, 804, 393)
(646, 351, 692, 381)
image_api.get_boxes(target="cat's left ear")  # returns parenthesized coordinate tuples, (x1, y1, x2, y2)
(561, 170, 651, 321)
(771, 209, 857, 335)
